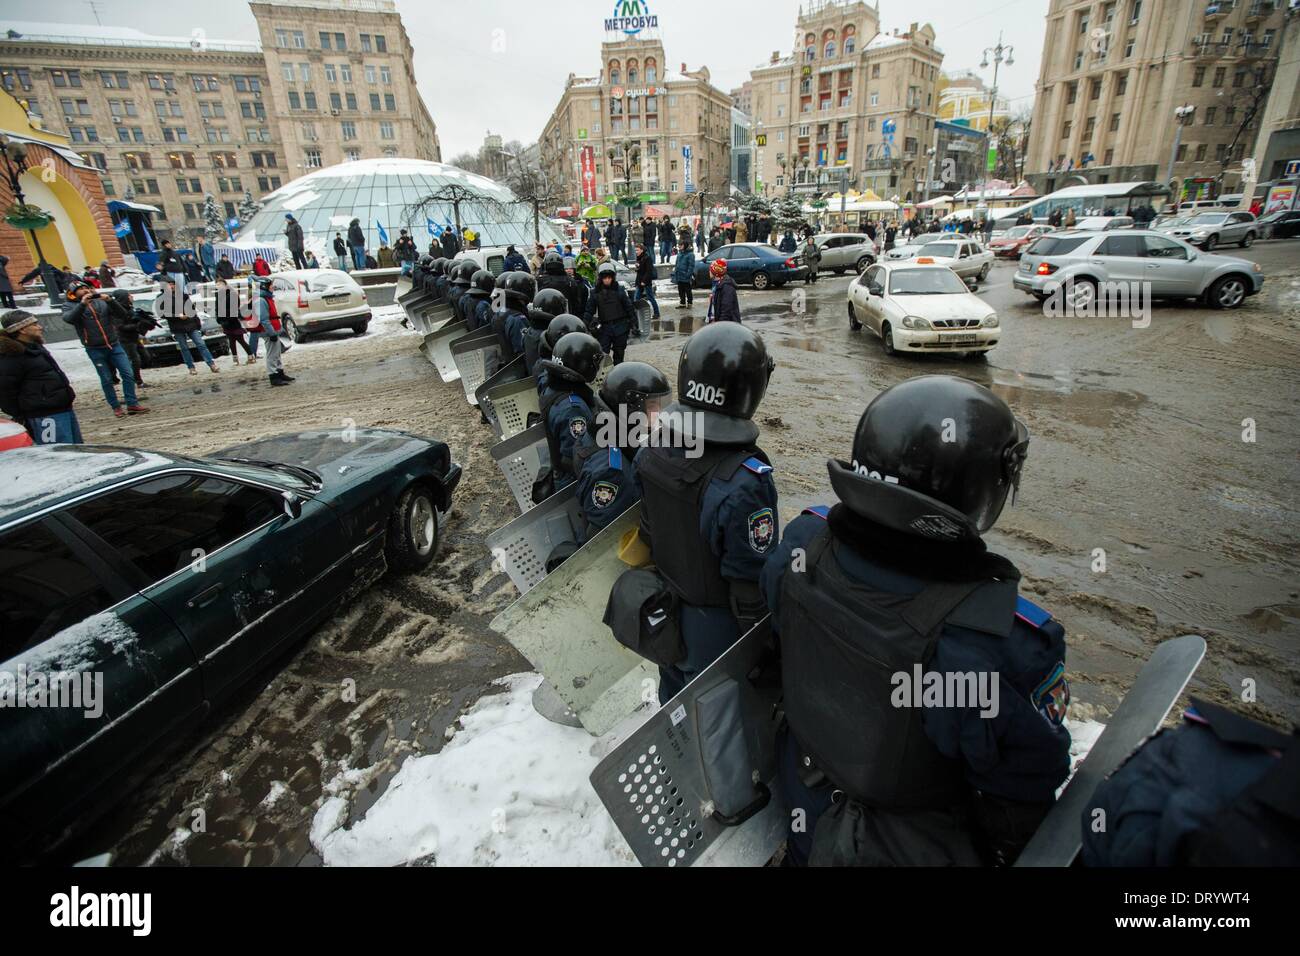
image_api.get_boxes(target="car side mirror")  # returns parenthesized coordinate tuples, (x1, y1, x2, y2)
(868, 284, 883, 296)
(282, 491, 303, 520)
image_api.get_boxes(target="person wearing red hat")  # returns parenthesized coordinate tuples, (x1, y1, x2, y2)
(706, 258, 740, 324)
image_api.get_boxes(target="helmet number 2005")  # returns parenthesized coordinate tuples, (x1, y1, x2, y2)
(686, 381, 726, 406)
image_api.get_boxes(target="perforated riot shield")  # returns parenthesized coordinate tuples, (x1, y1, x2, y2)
(588, 616, 787, 867)
(483, 376, 542, 442)
(476, 357, 529, 438)
(488, 504, 654, 736)
(410, 300, 452, 335)
(422, 319, 470, 381)
(632, 299, 653, 340)
(394, 275, 413, 300)
(484, 485, 585, 595)
(452, 329, 505, 405)
(490, 423, 549, 514)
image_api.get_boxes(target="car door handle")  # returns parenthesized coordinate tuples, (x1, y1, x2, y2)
(1089, 259, 1105, 265)
(1145, 264, 1160, 269)
(187, 583, 224, 610)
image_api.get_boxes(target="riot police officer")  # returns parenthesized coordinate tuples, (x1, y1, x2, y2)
(759, 375, 1070, 867)
(454, 261, 481, 326)
(537, 250, 587, 317)
(431, 258, 450, 301)
(524, 288, 568, 375)
(573, 361, 670, 542)
(583, 261, 635, 366)
(632, 322, 779, 704)
(446, 260, 473, 316)
(497, 272, 536, 360)
(465, 269, 495, 332)
(535, 314, 588, 397)
(535, 331, 602, 501)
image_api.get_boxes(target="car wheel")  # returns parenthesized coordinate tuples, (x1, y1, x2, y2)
(978, 263, 990, 281)
(856, 256, 872, 273)
(1240, 232, 1255, 248)
(282, 317, 300, 343)
(1208, 275, 1248, 310)
(962, 350, 989, 363)
(881, 322, 897, 356)
(833, 268, 846, 276)
(1202, 234, 1216, 251)
(352, 322, 369, 335)
(752, 271, 771, 290)
(1065, 278, 1097, 312)
(848, 300, 862, 331)
(386, 482, 440, 574)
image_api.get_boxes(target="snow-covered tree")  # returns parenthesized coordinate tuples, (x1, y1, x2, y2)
(237, 190, 262, 226)
(736, 192, 772, 219)
(202, 193, 225, 242)
(771, 193, 808, 233)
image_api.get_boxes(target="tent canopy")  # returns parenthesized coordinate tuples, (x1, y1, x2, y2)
(581, 204, 614, 219)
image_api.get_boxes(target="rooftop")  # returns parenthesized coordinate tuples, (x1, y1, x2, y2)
(1, 21, 260, 54)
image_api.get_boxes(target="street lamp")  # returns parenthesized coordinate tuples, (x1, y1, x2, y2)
(0, 135, 62, 307)
(977, 33, 1014, 214)
(608, 138, 641, 215)
(1165, 104, 1197, 191)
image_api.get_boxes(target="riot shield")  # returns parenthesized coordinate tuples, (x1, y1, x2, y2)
(422, 319, 470, 382)
(588, 615, 786, 867)
(632, 299, 653, 340)
(488, 504, 653, 735)
(476, 357, 529, 437)
(484, 484, 586, 595)
(394, 275, 413, 300)
(452, 329, 505, 405)
(410, 300, 452, 334)
(489, 423, 549, 514)
(483, 376, 542, 442)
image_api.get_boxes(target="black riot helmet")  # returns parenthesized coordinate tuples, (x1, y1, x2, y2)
(543, 314, 588, 352)
(418, 254, 433, 268)
(546, 332, 603, 385)
(528, 288, 569, 329)
(501, 271, 537, 309)
(827, 375, 1030, 542)
(450, 260, 476, 288)
(468, 268, 495, 298)
(599, 361, 671, 415)
(661, 322, 775, 445)
(431, 257, 448, 276)
(543, 251, 565, 276)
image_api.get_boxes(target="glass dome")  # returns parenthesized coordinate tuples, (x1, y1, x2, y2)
(236, 157, 562, 255)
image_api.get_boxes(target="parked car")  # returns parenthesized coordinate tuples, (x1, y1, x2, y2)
(883, 232, 947, 261)
(0, 431, 462, 857)
(987, 218, 1022, 242)
(693, 243, 805, 290)
(1163, 211, 1258, 250)
(812, 233, 877, 274)
(848, 260, 999, 358)
(906, 239, 996, 284)
(136, 290, 232, 367)
(989, 224, 1054, 258)
(1073, 216, 1135, 231)
(1012, 229, 1264, 310)
(1255, 209, 1300, 240)
(0, 420, 32, 452)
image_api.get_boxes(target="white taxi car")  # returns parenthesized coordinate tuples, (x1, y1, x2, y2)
(848, 259, 1000, 359)
(908, 238, 996, 285)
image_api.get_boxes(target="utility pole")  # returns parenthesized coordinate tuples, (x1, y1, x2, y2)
(978, 34, 1014, 217)
(1165, 104, 1196, 191)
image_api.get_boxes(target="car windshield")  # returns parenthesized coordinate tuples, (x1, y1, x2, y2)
(922, 242, 960, 258)
(307, 271, 354, 291)
(1027, 235, 1093, 256)
(1004, 226, 1031, 238)
(888, 269, 969, 295)
(1187, 213, 1229, 225)
(915, 233, 944, 244)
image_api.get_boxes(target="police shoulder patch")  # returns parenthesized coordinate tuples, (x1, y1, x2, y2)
(591, 480, 619, 509)
(742, 456, 773, 476)
(1031, 661, 1070, 727)
(748, 507, 776, 553)
(608, 447, 623, 470)
(568, 416, 588, 439)
(802, 505, 830, 520)
(1015, 596, 1053, 629)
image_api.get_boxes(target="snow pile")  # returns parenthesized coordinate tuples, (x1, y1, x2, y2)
(3, 610, 137, 672)
(311, 674, 636, 867)
(0, 446, 170, 511)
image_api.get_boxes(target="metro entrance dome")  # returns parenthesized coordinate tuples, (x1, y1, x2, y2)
(236, 157, 560, 256)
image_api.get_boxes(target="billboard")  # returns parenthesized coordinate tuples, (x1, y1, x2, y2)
(580, 146, 597, 203)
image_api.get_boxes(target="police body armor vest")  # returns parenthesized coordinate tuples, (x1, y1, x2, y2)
(635, 442, 765, 609)
(539, 385, 588, 480)
(780, 526, 1016, 810)
(522, 326, 544, 376)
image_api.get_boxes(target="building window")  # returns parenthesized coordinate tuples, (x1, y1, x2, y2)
(871, 64, 880, 79)
(330, 92, 342, 111)
(359, 33, 371, 52)
(341, 121, 357, 140)
(101, 70, 129, 89)
(1090, 80, 1101, 100)
(276, 29, 290, 47)
(1116, 73, 1128, 95)
(324, 64, 336, 82)
(380, 66, 391, 84)
(379, 121, 394, 140)
(340, 64, 352, 83)
(375, 35, 386, 53)
(346, 92, 357, 110)
(334, 33, 346, 50)
(292, 31, 306, 48)
(1062, 120, 1073, 139)
(365, 65, 377, 84)
(1212, 67, 1225, 87)
(305, 148, 322, 168)
(51, 69, 82, 88)
(346, 148, 361, 162)
(844, 25, 857, 54)
(369, 92, 381, 111)
(301, 122, 318, 140)
(288, 91, 301, 110)
(304, 92, 317, 109)
(1, 68, 33, 92)
(320, 31, 332, 49)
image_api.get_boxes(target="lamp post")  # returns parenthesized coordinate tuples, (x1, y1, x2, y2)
(0, 135, 62, 307)
(977, 34, 1014, 217)
(1165, 104, 1197, 195)
(608, 138, 641, 217)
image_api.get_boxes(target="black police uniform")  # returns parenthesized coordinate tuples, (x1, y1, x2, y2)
(574, 444, 640, 542)
(540, 382, 597, 494)
(584, 278, 635, 366)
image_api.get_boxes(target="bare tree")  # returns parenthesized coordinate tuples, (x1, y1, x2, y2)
(990, 109, 1032, 183)
(405, 183, 512, 242)
(503, 151, 567, 243)
(1219, 65, 1272, 188)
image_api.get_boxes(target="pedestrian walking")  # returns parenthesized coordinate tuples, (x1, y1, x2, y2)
(0, 255, 13, 309)
(695, 220, 706, 255)
(285, 213, 307, 270)
(778, 229, 798, 254)
(0, 309, 83, 443)
(109, 288, 154, 389)
(641, 219, 657, 265)
(154, 274, 218, 376)
(634, 242, 660, 320)
(333, 233, 349, 271)
(348, 218, 367, 269)
(214, 277, 256, 366)
(673, 242, 696, 308)
(802, 235, 822, 284)
(97, 261, 117, 288)
(658, 218, 674, 262)
(157, 239, 186, 289)
(61, 283, 150, 417)
(705, 258, 741, 323)
(885, 222, 897, 251)
(253, 278, 293, 386)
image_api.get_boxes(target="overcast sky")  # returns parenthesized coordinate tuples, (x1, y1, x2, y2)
(7, 0, 1048, 156)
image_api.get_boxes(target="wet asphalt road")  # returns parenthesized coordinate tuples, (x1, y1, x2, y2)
(48, 239, 1300, 866)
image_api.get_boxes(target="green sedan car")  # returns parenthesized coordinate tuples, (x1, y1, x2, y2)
(0, 429, 461, 858)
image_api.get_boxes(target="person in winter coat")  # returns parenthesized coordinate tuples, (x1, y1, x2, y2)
(0, 254, 13, 309)
(253, 277, 292, 386)
(284, 214, 307, 270)
(108, 288, 156, 388)
(633, 242, 660, 320)
(735, 219, 749, 244)
(574, 248, 598, 287)
(696, 221, 706, 255)
(364, 253, 378, 270)
(672, 243, 696, 307)
(157, 240, 186, 288)
(182, 253, 205, 284)
(802, 236, 822, 284)
(251, 254, 271, 277)
(705, 259, 741, 323)
(708, 228, 726, 253)
(778, 230, 798, 254)
(154, 275, 218, 376)
(885, 222, 897, 251)
(0, 309, 82, 443)
(583, 261, 636, 365)
(438, 226, 459, 259)
(198, 238, 217, 280)
(333, 233, 349, 271)
(604, 220, 620, 261)
(376, 244, 395, 269)
(394, 229, 419, 276)
(62, 283, 150, 416)
(216, 255, 236, 280)
(658, 218, 675, 261)
(347, 218, 367, 269)
(503, 245, 530, 273)
(304, 251, 320, 269)
(213, 277, 256, 366)
(641, 219, 657, 264)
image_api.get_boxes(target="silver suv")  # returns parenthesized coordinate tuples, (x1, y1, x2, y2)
(1012, 230, 1264, 310)
(813, 233, 877, 274)
(1164, 211, 1258, 250)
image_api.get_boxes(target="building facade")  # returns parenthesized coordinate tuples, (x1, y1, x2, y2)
(731, 108, 754, 194)
(746, 0, 944, 203)
(539, 31, 733, 214)
(936, 71, 1012, 131)
(0, 0, 439, 249)
(1023, 0, 1289, 198)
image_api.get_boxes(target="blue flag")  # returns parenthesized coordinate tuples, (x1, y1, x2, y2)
(113, 219, 132, 239)
(377, 221, 389, 245)
(426, 217, 438, 236)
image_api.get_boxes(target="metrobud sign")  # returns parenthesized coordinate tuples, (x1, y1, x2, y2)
(605, 0, 658, 36)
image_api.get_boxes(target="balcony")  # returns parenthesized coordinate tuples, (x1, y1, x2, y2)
(1245, 2, 1272, 21)
(1239, 39, 1269, 58)
(1204, 1, 1232, 20)
(1192, 39, 1232, 57)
